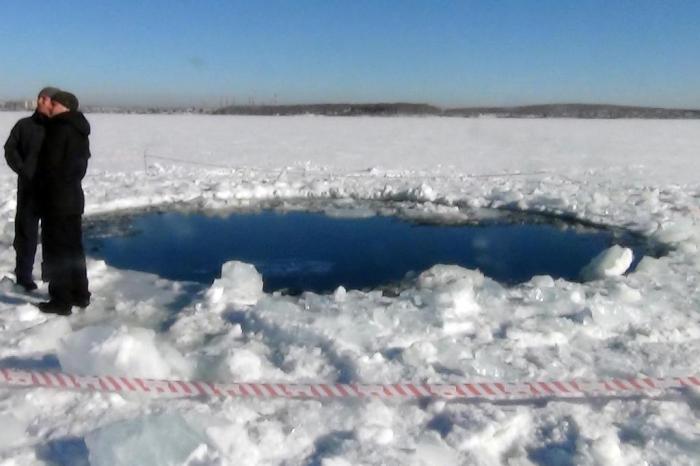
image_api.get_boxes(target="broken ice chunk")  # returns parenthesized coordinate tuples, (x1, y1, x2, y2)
(580, 245, 633, 281)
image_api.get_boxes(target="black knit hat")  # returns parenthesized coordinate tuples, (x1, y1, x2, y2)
(52, 91, 79, 111)
(38, 86, 60, 98)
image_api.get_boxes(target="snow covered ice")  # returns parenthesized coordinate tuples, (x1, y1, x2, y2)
(0, 113, 699, 464)
(58, 325, 191, 379)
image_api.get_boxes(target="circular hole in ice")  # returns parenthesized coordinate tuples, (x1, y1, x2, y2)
(83, 200, 667, 295)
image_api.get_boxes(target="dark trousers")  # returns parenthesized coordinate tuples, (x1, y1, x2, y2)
(13, 193, 40, 282)
(41, 215, 90, 306)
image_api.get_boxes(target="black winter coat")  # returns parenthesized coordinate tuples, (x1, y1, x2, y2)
(36, 111, 91, 216)
(3, 111, 48, 193)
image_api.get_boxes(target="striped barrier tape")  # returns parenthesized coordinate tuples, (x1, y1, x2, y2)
(1, 369, 698, 401)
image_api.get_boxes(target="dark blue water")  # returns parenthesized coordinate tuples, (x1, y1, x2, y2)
(84, 210, 650, 293)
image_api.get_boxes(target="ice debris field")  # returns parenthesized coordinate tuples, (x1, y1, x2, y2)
(0, 113, 699, 465)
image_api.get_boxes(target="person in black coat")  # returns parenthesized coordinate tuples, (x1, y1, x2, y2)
(3, 87, 60, 291)
(36, 91, 91, 315)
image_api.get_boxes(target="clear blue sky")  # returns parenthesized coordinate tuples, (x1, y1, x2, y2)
(1, 0, 699, 108)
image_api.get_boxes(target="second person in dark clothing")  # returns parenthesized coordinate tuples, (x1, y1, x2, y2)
(36, 91, 91, 316)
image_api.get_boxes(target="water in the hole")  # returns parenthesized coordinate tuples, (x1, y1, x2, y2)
(84, 208, 655, 294)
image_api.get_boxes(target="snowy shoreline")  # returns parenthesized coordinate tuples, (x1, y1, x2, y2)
(0, 114, 699, 464)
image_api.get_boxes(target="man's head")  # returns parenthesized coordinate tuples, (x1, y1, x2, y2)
(50, 91, 79, 116)
(36, 86, 60, 116)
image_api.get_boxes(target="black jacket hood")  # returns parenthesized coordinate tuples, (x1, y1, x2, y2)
(52, 111, 91, 137)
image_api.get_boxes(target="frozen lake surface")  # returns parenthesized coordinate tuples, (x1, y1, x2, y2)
(0, 113, 699, 465)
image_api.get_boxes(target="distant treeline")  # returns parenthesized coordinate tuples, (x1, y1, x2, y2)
(212, 103, 700, 119)
(212, 103, 442, 117)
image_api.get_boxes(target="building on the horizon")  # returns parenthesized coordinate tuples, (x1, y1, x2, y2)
(0, 99, 35, 111)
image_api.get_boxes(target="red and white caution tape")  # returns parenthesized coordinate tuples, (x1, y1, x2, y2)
(0, 368, 697, 400)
